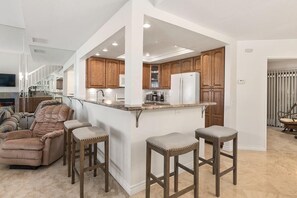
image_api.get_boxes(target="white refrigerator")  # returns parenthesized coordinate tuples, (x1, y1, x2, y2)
(169, 72, 200, 104)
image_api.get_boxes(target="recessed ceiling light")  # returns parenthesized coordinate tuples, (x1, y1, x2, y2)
(95, 53, 100, 56)
(112, 42, 118, 46)
(143, 23, 151, 29)
(102, 48, 108, 52)
(145, 53, 150, 57)
(174, 45, 178, 48)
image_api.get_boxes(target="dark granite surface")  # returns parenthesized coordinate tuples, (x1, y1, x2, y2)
(73, 97, 216, 111)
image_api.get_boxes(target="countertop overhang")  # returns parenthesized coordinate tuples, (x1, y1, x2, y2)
(72, 97, 216, 111)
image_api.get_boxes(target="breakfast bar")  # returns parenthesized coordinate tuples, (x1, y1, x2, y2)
(66, 97, 215, 195)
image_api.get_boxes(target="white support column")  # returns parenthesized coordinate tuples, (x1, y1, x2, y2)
(124, 0, 144, 105)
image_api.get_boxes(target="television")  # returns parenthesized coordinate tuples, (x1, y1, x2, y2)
(0, 73, 16, 87)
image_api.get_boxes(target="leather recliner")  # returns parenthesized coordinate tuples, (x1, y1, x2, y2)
(0, 104, 74, 166)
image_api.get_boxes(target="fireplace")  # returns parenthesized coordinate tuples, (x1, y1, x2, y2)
(0, 98, 15, 111)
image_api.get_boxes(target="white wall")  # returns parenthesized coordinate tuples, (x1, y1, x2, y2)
(236, 39, 297, 150)
(0, 52, 20, 92)
(268, 59, 297, 70)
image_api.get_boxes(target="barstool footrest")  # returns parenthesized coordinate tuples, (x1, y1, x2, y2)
(177, 163, 194, 175)
(220, 166, 235, 177)
(220, 152, 233, 159)
(198, 157, 214, 166)
(170, 185, 195, 198)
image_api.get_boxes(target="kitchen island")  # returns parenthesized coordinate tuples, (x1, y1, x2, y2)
(65, 96, 215, 195)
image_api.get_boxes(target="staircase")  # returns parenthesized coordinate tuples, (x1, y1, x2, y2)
(27, 65, 62, 88)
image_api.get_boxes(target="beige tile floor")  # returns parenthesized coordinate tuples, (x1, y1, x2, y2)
(0, 127, 297, 198)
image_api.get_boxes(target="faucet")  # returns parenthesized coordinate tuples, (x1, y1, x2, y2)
(96, 89, 105, 101)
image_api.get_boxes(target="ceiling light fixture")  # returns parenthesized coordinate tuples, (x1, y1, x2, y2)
(103, 48, 108, 52)
(95, 53, 100, 56)
(143, 23, 151, 29)
(112, 42, 118, 46)
(145, 53, 150, 57)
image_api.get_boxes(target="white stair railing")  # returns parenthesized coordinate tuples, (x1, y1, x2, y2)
(27, 65, 62, 88)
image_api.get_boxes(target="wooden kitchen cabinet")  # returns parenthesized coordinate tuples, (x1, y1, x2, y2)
(170, 61, 181, 74)
(143, 64, 151, 89)
(193, 56, 201, 72)
(119, 61, 125, 74)
(201, 88, 224, 127)
(201, 47, 225, 89)
(201, 47, 225, 127)
(86, 57, 106, 88)
(160, 62, 171, 89)
(105, 59, 120, 88)
(180, 58, 193, 73)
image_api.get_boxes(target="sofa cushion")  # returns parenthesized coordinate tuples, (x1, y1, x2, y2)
(0, 106, 14, 114)
(0, 121, 17, 133)
(2, 138, 44, 151)
(0, 109, 11, 124)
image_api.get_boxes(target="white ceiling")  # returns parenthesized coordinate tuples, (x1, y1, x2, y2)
(1, 0, 297, 73)
(0, 0, 129, 72)
(155, 0, 297, 40)
(88, 17, 225, 64)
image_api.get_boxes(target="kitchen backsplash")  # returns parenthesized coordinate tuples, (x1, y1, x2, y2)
(86, 88, 170, 102)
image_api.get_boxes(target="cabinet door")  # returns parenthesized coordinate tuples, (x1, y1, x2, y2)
(212, 48, 225, 89)
(201, 88, 212, 127)
(211, 89, 224, 126)
(119, 61, 125, 74)
(143, 64, 151, 89)
(106, 59, 120, 88)
(193, 56, 201, 72)
(170, 61, 181, 74)
(86, 58, 106, 88)
(201, 52, 212, 89)
(160, 63, 171, 89)
(181, 58, 193, 73)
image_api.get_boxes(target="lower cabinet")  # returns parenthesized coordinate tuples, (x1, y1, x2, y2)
(201, 88, 224, 127)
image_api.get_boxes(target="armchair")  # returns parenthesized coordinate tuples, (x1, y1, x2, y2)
(278, 103, 297, 132)
(0, 104, 73, 167)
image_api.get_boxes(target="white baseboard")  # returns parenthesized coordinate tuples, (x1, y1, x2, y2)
(238, 145, 266, 151)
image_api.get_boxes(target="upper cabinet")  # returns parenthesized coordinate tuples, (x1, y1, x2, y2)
(193, 56, 201, 72)
(119, 61, 125, 74)
(86, 57, 106, 88)
(160, 63, 171, 89)
(201, 47, 225, 89)
(86, 57, 120, 88)
(170, 61, 181, 74)
(105, 59, 120, 88)
(180, 58, 193, 73)
(143, 64, 151, 89)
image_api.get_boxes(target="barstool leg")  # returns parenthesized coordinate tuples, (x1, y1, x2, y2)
(233, 135, 238, 185)
(174, 156, 179, 192)
(104, 138, 109, 192)
(63, 129, 66, 166)
(94, 143, 97, 177)
(88, 144, 92, 167)
(215, 139, 221, 197)
(71, 139, 76, 184)
(212, 147, 216, 175)
(194, 146, 199, 198)
(80, 142, 85, 198)
(145, 144, 151, 198)
(67, 130, 72, 177)
(164, 152, 170, 198)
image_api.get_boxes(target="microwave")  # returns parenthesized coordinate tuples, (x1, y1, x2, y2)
(119, 74, 125, 87)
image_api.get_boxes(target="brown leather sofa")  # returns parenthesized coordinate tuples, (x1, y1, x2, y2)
(0, 104, 73, 166)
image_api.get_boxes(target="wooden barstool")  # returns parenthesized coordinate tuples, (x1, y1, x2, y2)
(195, 125, 238, 197)
(71, 126, 109, 198)
(63, 120, 92, 177)
(146, 132, 199, 198)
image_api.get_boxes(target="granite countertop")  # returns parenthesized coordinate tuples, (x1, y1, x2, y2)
(74, 97, 216, 111)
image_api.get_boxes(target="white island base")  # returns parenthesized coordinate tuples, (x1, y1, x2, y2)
(72, 101, 207, 195)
